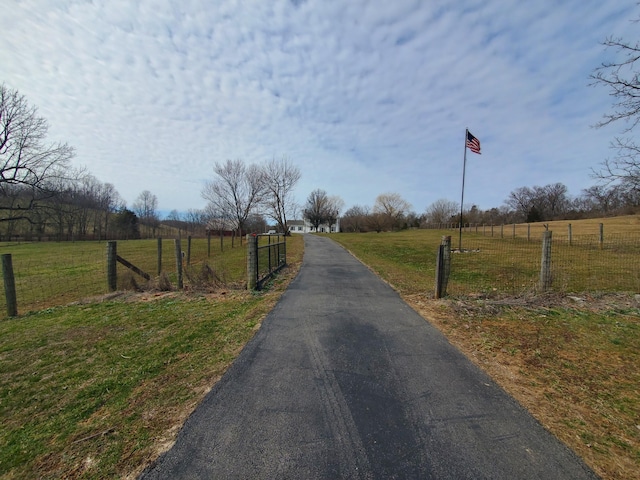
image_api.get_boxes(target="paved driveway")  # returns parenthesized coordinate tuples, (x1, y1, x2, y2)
(141, 234, 598, 479)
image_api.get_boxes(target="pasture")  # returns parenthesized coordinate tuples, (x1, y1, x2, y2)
(1, 217, 639, 479)
(0, 235, 304, 479)
(0, 236, 251, 317)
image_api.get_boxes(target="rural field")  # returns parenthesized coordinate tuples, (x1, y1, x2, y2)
(0, 235, 253, 317)
(0, 235, 304, 479)
(1, 217, 639, 479)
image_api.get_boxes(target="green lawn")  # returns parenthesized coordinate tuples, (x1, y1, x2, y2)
(0, 237, 252, 317)
(329, 229, 640, 296)
(0, 235, 303, 479)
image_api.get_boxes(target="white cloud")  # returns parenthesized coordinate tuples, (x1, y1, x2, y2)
(0, 0, 636, 214)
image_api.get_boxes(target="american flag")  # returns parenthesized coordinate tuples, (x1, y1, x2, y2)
(466, 131, 481, 154)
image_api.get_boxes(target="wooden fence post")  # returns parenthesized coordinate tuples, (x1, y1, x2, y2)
(157, 237, 162, 275)
(599, 223, 604, 249)
(512, 223, 516, 239)
(247, 234, 258, 290)
(539, 231, 553, 292)
(175, 238, 183, 289)
(2, 254, 18, 317)
(435, 236, 451, 299)
(527, 224, 531, 241)
(207, 230, 211, 257)
(107, 241, 117, 292)
(568, 223, 572, 246)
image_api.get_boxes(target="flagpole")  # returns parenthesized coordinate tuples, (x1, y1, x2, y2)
(459, 128, 468, 251)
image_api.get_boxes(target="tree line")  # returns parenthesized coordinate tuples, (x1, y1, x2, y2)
(0, 83, 257, 241)
(338, 180, 640, 233)
(1, 83, 117, 240)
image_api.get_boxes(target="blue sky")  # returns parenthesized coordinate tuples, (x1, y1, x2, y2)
(1, 0, 635, 216)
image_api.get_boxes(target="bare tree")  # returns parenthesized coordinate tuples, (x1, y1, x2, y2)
(581, 184, 623, 215)
(0, 84, 75, 223)
(262, 157, 301, 235)
(366, 212, 388, 233)
(544, 182, 570, 218)
(95, 182, 123, 240)
(591, 22, 640, 193)
(245, 213, 268, 233)
(303, 189, 329, 231)
(132, 190, 159, 237)
(165, 209, 185, 236)
(185, 208, 208, 235)
(505, 183, 570, 221)
(424, 199, 459, 225)
(166, 210, 182, 222)
(202, 159, 266, 242)
(325, 195, 344, 232)
(594, 138, 640, 194)
(373, 193, 412, 231)
(74, 174, 101, 238)
(505, 186, 535, 222)
(341, 205, 370, 232)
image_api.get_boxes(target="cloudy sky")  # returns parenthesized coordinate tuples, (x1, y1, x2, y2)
(1, 0, 636, 216)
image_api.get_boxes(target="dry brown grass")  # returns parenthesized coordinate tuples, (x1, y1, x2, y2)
(406, 293, 640, 480)
(504, 214, 640, 237)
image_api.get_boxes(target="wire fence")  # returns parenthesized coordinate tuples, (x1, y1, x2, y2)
(448, 232, 640, 296)
(0, 237, 248, 317)
(2, 230, 638, 316)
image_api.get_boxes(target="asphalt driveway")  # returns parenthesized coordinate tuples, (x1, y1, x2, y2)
(140, 234, 597, 479)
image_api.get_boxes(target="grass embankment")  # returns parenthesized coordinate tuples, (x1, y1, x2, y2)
(0, 235, 303, 479)
(330, 223, 639, 480)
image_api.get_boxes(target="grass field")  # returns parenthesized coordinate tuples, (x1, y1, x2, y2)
(438, 213, 640, 238)
(0, 235, 303, 479)
(1, 218, 639, 479)
(0, 236, 252, 317)
(329, 218, 640, 480)
(333, 218, 640, 296)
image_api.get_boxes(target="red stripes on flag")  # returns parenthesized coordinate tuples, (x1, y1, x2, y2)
(466, 131, 481, 154)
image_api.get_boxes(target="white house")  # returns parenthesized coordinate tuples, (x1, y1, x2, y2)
(288, 218, 340, 234)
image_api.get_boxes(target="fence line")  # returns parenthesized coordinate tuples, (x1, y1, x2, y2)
(446, 232, 640, 295)
(1, 230, 637, 316)
(0, 237, 249, 317)
(425, 222, 612, 245)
